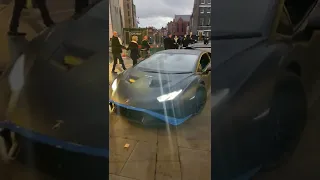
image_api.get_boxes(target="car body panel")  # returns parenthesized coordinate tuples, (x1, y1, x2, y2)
(0, 0, 109, 157)
(110, 49, 211, 125)
(211, 0, 319, 179)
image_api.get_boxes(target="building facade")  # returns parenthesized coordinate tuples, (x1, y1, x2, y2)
(167, 15, 190, 36)
(123, 0, 137, 28)
(132, 4, 138, 28)
(109, 0, 123, 36)
(190, 0, 211, 37)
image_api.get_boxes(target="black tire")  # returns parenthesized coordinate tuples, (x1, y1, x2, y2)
(261, 71, 307, 171)
(195, 86, 207, 114)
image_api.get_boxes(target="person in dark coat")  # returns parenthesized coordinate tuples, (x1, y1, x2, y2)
(111, 31, 126, 73)
(173, 35, 179, 49)
(141, 36, 150, 59)
(182, 35, 189, 47)
(8, 0, 55, 36)
(127, 36, 140, 66)
(164, 34, 175, 50)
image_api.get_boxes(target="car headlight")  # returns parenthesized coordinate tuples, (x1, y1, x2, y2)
(157, 89, 182, 102)
(111, 79, 118, 91)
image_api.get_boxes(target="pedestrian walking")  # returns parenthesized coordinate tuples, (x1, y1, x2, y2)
(173, 35, 179, 49)
(141, 36, 150, 59)
(111, 31, 126, 73)
(204, 36, 209, 45)
(74, 0, 89, 15)
(164, 34, 175, 50)
(182, 34, 189, 47)
(127, 36, 140, 66)
(8, 0, 55, 36)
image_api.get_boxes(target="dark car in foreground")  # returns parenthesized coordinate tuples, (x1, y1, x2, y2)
(0, 0, 108, 178)
(211, 0, 320, 179)
(109, 48, 211, 126)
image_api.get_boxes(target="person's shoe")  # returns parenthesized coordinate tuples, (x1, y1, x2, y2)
(112, 71, 117, 74)
(7, 31, 26, 36)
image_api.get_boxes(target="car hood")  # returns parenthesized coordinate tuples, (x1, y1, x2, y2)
(211, 37, 265, 70)
(110, 68, 194, 104)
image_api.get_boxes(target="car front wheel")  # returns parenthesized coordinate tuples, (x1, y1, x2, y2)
(261, 71, 307, 171)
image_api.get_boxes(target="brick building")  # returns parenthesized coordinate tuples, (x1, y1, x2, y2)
(167, 15, 190, 36)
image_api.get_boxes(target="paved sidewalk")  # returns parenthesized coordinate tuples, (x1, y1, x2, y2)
(0, 2, 37, 71)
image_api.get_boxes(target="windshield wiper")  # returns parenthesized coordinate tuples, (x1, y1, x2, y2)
(211, 32, 262, 40)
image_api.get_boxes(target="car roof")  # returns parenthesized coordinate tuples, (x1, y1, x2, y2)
(157, 49, 205, 56)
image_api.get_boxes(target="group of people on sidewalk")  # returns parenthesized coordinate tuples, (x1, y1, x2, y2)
(8, 0, 90, 36)
(163, 33, 193, 50)
(110, 31, 151, 74)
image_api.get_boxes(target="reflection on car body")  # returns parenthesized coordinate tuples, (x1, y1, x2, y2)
(0, 0, 109, 179)
(212, 0, 319, 179)
(109, 48, 211, 126)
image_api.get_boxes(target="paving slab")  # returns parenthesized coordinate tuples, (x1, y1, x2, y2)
(179, 147, 211, 180)
(155, 161, 181, 180)
(0, 2, 37, 70)
(109, 174, 138, 180)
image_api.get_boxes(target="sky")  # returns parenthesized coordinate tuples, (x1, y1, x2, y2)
(133, 0, 194, 29)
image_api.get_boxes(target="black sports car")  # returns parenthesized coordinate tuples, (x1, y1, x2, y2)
(109, 48, 211, 126)
(212, 0, 320, 179)
(0, 0, 109, 178)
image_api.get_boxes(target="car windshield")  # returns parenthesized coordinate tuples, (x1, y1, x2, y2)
(212, 0, 275, 34)
(135, 53, 197, 73)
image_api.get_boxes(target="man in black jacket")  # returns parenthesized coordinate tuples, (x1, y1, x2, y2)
(141, 36, 150, 59)
(111, 31, 126, 73)
(8, 0, 54, 36)
(164, 34, 174, 50)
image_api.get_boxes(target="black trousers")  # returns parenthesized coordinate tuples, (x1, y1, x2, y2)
(131, 57, 138, 66)
(9, 0, 54, 32)
(112, 53, 126, 71)
(75, 0, 89, 14)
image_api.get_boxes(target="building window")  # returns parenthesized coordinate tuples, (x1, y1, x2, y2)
(200, 0, 205, 4)
(177, 26, 179, 32)
(127, 3, 129, 9)
(207, 0, 211, 4)
(207, 18, 210, 26)
(128, 11, 130, 16)
(200, 18, 204, 26)
(207, 7, 211, 13)
(200, 7, 204, 14)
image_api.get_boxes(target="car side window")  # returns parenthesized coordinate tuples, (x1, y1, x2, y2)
(285, 0, 316, 26)
(277, 7, 293, 35)
(197, 53, 210, 72)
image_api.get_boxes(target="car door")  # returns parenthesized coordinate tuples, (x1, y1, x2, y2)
(275, 0, 319, 104)
(196, 52, 211, 91)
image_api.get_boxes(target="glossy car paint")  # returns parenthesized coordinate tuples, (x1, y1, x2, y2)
(109, 49, 211, 125)
(0, 0, 109, 157)
(211, 0, 318, 179)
